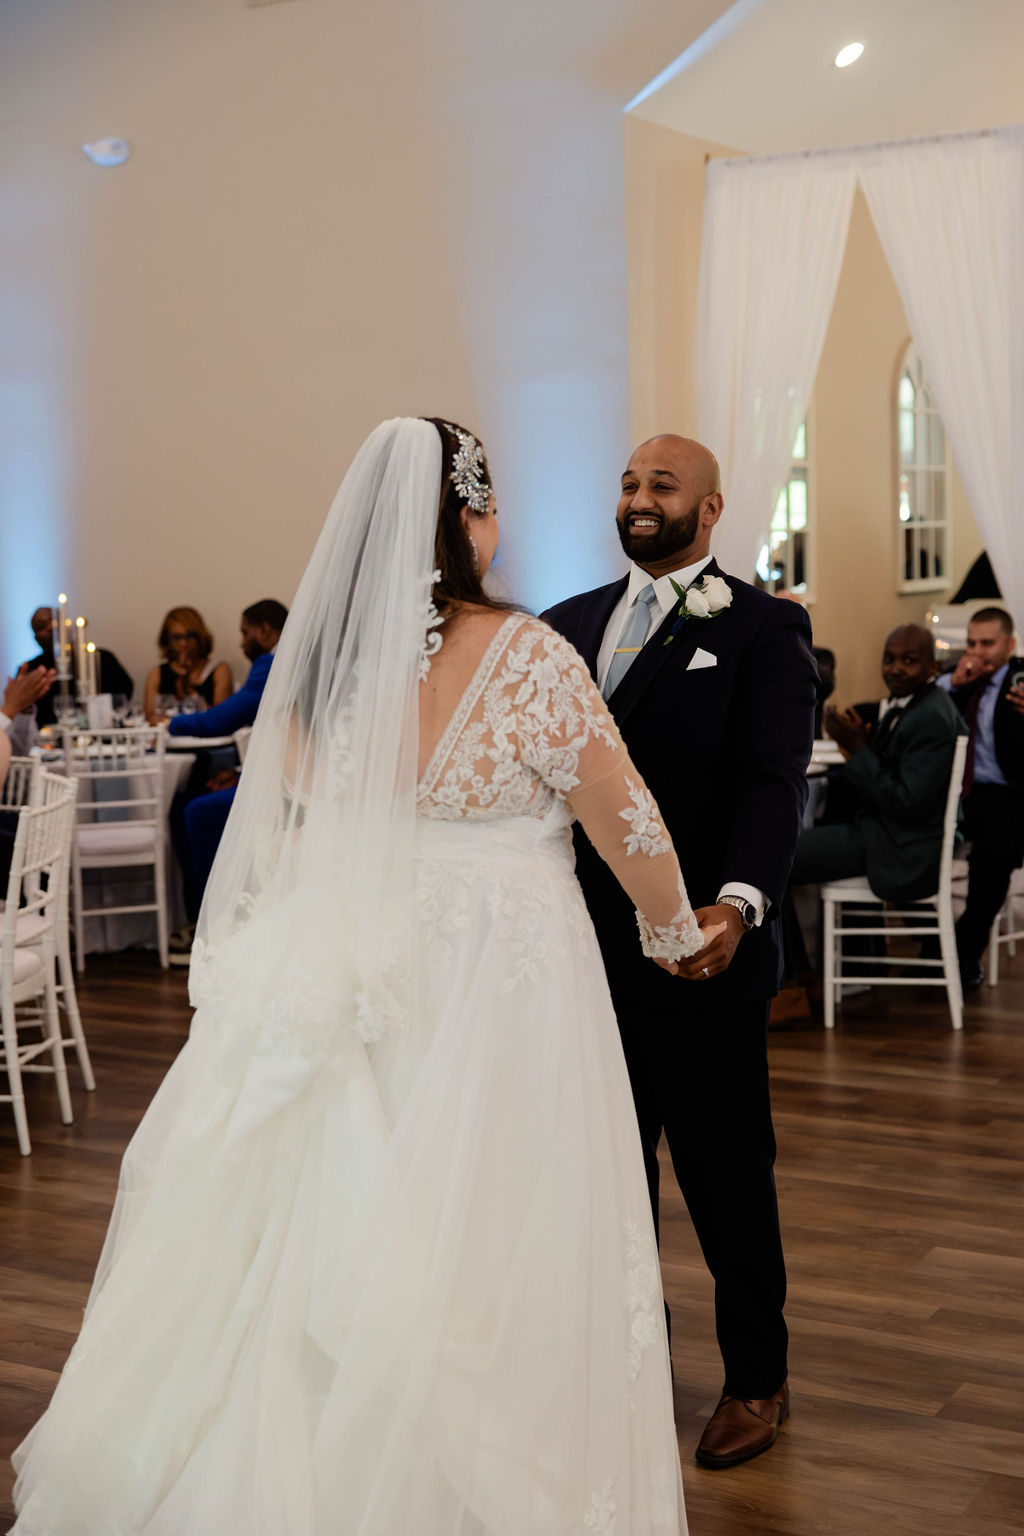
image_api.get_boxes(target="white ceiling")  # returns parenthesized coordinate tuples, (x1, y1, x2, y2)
(629, 0, 1024, 154)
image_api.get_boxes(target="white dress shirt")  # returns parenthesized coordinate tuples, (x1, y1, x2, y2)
(876, 694, 909, 725)
(937, 662, 1010, 786)
(597, 557, 768, 926)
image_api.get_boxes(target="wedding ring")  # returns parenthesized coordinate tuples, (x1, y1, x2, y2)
(701, 966, 710, 978)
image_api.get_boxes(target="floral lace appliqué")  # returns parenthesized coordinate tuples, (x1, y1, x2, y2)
(623, 1220, 661, 1385)
(417, 617, 618, 823)
(619, 778, 670, 858)
(636, 871, 703, 963)
(419, 570, 444, 681)
(584, 1479, 617, 1534)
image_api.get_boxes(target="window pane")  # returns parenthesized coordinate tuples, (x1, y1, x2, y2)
(899, 407, 915, 462)
(925, 411, 946, 467)
(769, 531, 788, 585)
(791, 420, 806, 459)
(931, 470, 946, 523)
(920, 524, 934, 581)
(771, 489, 789, 532)
(789, 477, 807, 530)
(899, 374, 915, 409)
(899, 473, 911, 522)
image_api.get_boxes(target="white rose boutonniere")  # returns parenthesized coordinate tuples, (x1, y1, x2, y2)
(664, 572, 733, 644)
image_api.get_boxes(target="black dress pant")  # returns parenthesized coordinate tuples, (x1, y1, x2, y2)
(957, 783, 1024, 965)
(613, 992, 788, 1400)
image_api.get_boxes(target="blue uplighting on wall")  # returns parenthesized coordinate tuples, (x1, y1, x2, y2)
(488, 370, 627, 618)
(0, 382, 65, 673)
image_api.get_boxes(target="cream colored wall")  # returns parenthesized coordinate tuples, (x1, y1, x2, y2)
(624, 119, 736, 444)
(2, 0, 741, 690)
(0, 0, 472, 688)
(624, 131, 986, 706)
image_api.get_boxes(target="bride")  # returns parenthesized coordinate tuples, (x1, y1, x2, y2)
(12, 417, 709, 1536)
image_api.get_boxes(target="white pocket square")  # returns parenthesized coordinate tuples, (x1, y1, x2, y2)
(687, 648, 718, 672)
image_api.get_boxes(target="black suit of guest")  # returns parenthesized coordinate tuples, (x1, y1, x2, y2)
(26, 648, 134, 728)
(544, 558, 817, 1401)
(945, 665, 1024, 965)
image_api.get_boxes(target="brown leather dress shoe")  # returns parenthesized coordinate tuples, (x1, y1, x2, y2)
(695, 1380, 789, 1469)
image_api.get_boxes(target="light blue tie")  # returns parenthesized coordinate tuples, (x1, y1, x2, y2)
(603, 584, 658, 700)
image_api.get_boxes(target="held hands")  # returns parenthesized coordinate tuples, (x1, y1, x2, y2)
(3, 664, 55, 718)
(823, 703, 868, 758)
(653, 907, 741, 979)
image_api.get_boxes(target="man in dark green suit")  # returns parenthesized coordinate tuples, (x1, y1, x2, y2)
(789, 624, 966, 901)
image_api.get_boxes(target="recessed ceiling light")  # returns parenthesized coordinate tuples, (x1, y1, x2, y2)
(835, 42, 865, 68)
(82, 138, 132, 167)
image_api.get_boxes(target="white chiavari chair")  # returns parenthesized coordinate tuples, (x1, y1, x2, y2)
(0, 761, 94, 1089)
(1, 755, 41, 810)
(821, 735, 969, 1032)
(986, 866, 1024, 987)
(0, 776, 77, 1154)
(64, 727, 169, 970)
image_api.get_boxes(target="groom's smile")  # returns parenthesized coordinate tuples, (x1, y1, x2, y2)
(616, 435, 725, 578)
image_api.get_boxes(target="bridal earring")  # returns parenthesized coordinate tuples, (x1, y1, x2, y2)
(469, 536, 481, 577)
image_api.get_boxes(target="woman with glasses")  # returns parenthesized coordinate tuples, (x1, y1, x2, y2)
(144, 605, 233, 724)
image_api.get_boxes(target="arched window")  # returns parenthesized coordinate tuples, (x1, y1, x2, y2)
(755, 414, 813, 597)
(897, 343, 951, 591)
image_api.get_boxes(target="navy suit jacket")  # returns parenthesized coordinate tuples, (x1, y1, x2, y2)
(167, 651, 274, 738)
(949, 667, 1024, 792)
(542, 560, 817, 1004)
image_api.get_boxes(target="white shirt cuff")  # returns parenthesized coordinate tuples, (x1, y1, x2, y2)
(717, 882, 769, 927)
(0, 712, 11, 733)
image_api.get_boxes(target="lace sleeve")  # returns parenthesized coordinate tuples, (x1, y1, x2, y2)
(512, 623, 703, 963)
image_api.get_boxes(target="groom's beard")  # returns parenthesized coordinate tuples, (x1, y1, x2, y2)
(616, 500, 701, 565)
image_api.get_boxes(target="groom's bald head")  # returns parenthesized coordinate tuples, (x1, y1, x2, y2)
(617, 434, 724, 576)
(636, 435, 721, 499)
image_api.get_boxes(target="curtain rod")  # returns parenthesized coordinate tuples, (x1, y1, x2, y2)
(708, 122, 1020, 171)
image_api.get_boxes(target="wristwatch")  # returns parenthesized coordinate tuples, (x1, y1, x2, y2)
(719, 894, 757, 930)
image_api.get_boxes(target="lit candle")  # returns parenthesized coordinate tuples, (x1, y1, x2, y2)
(85, 642, 98, 698)
(76, 617, 87, 689)
(57, 593, 67, 665)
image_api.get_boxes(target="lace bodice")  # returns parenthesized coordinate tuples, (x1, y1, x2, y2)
(417, 616, 702, 963)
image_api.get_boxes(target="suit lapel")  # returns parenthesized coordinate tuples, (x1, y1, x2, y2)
(610, 557, 729, 727)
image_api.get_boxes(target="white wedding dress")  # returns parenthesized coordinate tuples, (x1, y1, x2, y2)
(13, 530, 701, 1532)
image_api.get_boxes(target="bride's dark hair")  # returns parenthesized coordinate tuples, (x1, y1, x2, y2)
(422, 417, 520, 618)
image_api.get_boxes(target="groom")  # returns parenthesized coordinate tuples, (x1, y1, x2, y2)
(543, 436, 816, 1468)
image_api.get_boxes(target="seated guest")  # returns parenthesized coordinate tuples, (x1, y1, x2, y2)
(0, 670, 41, 888)
(936, 606, 1024, 991)
(145, 607, 233, 723)
(1, 663, 54, 757)
(167, 599, 288, 962)
(26, 607, 134, 728)
(166, 599, 286, 740)
(789, 624, 965, 902)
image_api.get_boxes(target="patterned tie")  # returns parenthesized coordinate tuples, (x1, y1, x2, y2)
(603, 584, 658, 700)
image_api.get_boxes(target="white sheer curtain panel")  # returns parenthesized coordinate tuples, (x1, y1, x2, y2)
(697, 154, 857, 579)
(859, 129, 1024, 624)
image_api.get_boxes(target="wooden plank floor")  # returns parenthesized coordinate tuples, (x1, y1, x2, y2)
(2, 954, 1023, 1534)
